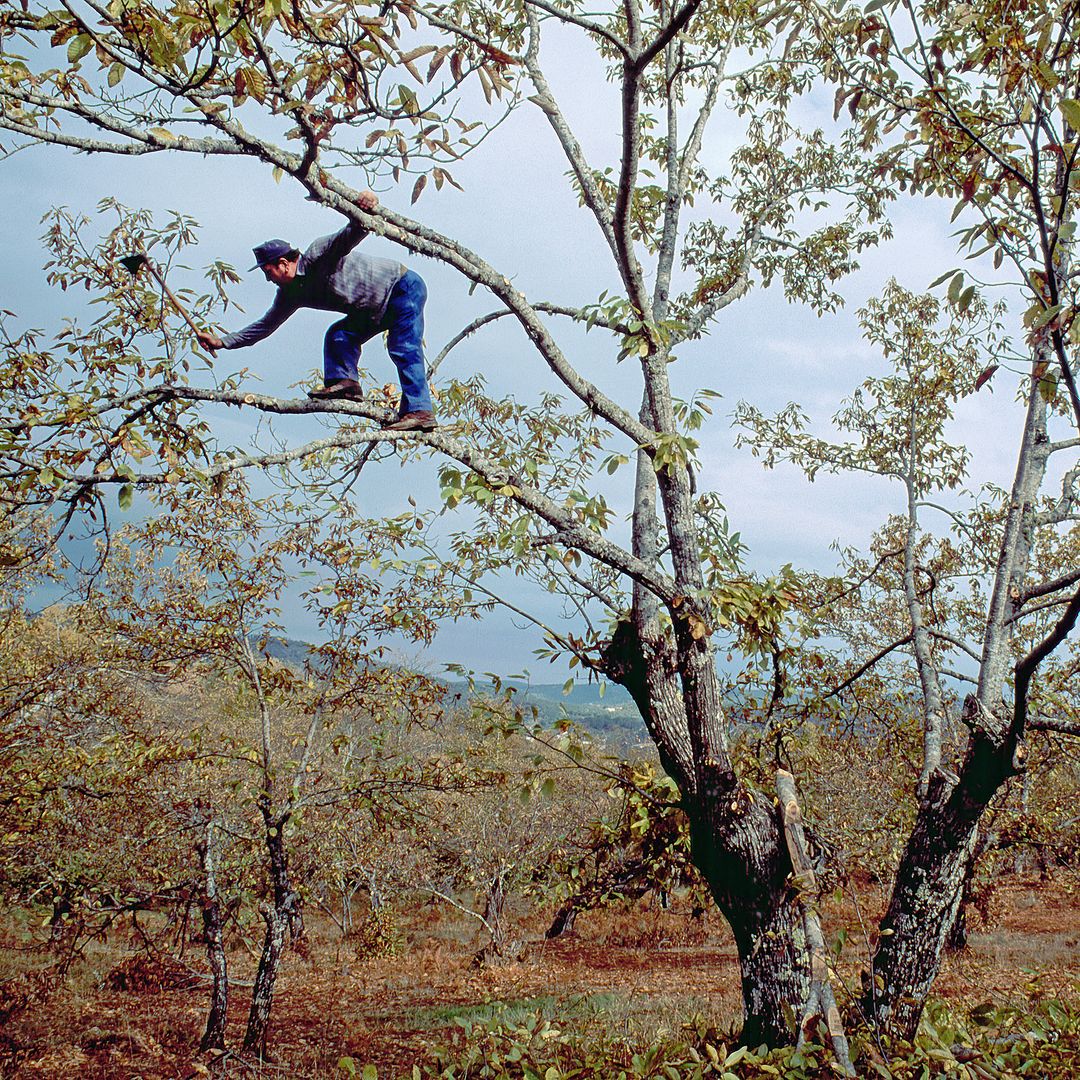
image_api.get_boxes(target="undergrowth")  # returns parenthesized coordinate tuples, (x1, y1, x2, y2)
(341, 995, 1080, 1079)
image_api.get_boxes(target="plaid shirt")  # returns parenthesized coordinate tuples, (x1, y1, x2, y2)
(221, 223, 406, 349)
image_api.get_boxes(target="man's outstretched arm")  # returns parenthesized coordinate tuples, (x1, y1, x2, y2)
(198, 290, 298, 352)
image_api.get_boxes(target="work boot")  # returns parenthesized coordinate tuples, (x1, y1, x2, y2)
(307, 379, 363, 401)
(382, 410, 437, 432)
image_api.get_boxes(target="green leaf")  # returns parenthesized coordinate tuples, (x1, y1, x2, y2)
(118, 484, 134, 510)
(1039, 370, 1059, 403)
(947, 272, 964, 303)
(67, 34, 93, 64)
(1028, 303, 1062, 331)
(1062, 99, 1080, 133)
(928, 267, 959, 289)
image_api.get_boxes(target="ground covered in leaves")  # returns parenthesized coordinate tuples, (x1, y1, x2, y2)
(2, 878, 1079, 1078)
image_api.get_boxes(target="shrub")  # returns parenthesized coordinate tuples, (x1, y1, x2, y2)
(351, 908, 402, 960)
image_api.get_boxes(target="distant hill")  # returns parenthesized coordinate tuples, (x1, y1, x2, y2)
(257, 635, 317, 668)
(440, 678, 647, 749)
(509, 680, 633, 706)
(252, 635, 648, 747)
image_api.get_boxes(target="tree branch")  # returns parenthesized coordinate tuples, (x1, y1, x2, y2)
(1014, 583, 1080, 732)
(824, 634, 913, 700)
(53, 385, 680, 605)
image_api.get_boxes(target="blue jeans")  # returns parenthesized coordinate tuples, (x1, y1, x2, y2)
(323, 270, 432, 413)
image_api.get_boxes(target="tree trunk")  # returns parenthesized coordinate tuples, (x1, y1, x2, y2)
(265, 816, 303, 943)
(545, 901, 578, 939)
(242, 903, 287, 1058)
(241, 808, 301, 1057)
(473, 874, 521, 965)
(866, 731, 1018, 1038)
(868, 355, 1051, 1038)
(725, 876, 809, 1048)
(197, 819, 229, 1054)
(776, 770, 854, 1075)
(605, 619, 814, 1047)
(944, 826, 996, 954)
(688, 794, 812, 1047)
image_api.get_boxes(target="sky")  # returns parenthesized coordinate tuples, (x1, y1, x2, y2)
(0, 17, 1046, 677)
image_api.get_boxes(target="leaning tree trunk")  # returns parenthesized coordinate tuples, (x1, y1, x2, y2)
(944, 826, 997, 954)
(865, 724, 1020, 1038)
(869, 359, 1051, 1039)
(242, 903, 288, 1057)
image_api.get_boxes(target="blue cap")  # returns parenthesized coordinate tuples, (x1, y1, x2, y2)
(250, 239, 295, 270)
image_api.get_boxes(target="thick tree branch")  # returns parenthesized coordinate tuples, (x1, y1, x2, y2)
(634, 0, 705, 75)
(1019, 567, 1080, 605)
(53, 385, 679, 605)
(1013, 583, 1080, 732)
(1028, 716, 1080, 737)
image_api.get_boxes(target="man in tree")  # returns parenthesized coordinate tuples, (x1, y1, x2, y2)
(196, 190, 436, 432)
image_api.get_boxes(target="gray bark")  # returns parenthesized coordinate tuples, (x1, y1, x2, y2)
(868, 369, 1052, 1037)
(197, 818, 229, 1054)
(776, 770, 854, 1075)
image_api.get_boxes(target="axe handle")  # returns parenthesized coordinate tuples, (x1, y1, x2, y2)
(143, 260, 217, 357)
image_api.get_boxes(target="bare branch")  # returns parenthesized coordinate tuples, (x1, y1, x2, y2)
(1019, 568, 1080, 605)
(1014, 583, 1080, 732)
(53, 385, 680, 605)
(824, 634, 913, 700)
(430, 303, 628, 378)
(1029, 716, 1080, 737)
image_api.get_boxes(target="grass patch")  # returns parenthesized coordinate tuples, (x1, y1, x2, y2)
(407, 991, 625, 1030)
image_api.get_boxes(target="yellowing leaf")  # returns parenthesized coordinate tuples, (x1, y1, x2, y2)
(1062, 99, 1080, 133)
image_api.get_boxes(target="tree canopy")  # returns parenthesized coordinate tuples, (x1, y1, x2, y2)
(2, 0, 1079, 1059)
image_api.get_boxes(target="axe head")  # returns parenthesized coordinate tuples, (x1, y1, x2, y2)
(119, 253, 148, 275)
